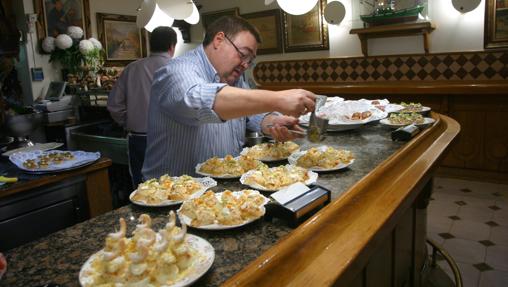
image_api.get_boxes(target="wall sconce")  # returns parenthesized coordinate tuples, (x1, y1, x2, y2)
(136, 0, 174, 32)
(324, 1, 346, 25)
(276, 0, 318, 15)
(451, 0, 481, 13)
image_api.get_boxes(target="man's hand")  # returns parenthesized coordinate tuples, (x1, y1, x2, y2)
(261, 114, 305, 142)
(274, 89, 316, 118)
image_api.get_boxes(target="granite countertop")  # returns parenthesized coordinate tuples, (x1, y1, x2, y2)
(1, 123, 404, 287)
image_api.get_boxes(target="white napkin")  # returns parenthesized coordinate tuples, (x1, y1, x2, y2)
(271, 182, 310, 205)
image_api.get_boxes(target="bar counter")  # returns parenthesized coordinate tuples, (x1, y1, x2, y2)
(0, 113, 459, 286)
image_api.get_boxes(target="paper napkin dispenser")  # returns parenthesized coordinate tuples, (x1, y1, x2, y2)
(391, 124, 420, 141)
(265, 183, 331, 227)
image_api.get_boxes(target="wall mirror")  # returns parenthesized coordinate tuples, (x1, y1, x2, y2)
(484, 0, 508, 49)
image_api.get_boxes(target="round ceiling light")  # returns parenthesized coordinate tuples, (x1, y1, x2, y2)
(157, 0, 193, 20)
(144, 4, 174, 32)
(184, 2, 200, 25)
(277, 0, 319, 15)
(136, 0, 156, 28)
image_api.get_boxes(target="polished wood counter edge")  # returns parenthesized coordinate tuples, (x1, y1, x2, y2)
(0, 157, 112, 199)
(224, 113, 460, 286)
(256, 81, 508, 94)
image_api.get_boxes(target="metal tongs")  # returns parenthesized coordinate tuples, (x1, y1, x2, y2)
(307, 95, 328, 143)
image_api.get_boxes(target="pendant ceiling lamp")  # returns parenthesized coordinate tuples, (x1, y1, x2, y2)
(136, 0, 174, 33)
(136, 0, 156, 28)
(144, 6, 174, 32)
(184, 2, 200, 25)
(277, 0, 318, 15)
(157, 0, 193, 20)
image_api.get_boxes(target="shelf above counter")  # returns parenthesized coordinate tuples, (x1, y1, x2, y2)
(350, 21, 436, 56)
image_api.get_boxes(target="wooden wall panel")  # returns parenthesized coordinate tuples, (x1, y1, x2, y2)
(365, 233, 393, 287)
(394, 209, 413, 287)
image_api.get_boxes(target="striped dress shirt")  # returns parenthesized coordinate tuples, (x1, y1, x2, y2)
(142, 45, 265, 179)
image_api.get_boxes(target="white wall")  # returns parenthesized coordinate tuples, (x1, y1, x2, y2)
(23, 0, 486, 100)
(196, 0, 485, 60)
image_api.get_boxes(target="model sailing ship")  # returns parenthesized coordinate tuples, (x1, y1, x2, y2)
(360, 0, 424, 26)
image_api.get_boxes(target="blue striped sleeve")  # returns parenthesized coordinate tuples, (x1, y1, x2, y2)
(153, 61, 226, 126)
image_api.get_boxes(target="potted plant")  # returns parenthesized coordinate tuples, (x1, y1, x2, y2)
(41, 26, 104, 83)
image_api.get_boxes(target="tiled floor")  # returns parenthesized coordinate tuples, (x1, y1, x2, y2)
(428, 177, 508, 287)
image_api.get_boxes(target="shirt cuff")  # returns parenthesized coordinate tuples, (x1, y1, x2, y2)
(197, 83, 227, 123)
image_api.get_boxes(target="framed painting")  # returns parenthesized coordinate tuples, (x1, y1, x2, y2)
(242, 9, 283, 55)
(96, 13, 147, 66)
(202, 8, 239, 30)
(484, 0, 508, 49)
(34, 0, 91, 41)
(282, 0, 329, 53)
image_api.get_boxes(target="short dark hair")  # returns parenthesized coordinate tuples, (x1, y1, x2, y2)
(149, 26, 177, 53)
(203, 15, 262, 47)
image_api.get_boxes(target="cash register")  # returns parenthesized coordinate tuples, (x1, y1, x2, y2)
(34, 81, 75, 123)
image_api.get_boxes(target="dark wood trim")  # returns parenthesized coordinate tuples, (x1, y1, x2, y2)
(255, 81, 508, 95)
(350, 22, 435, 56)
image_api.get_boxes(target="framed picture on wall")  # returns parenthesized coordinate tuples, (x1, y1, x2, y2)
(484, 0, 508, 49)
(34, 0, 91, 41)
(282, 0, 329, 53)
(96, 13, 147, 66)
(242, 9, 283, 55)
(202, 8, 239, 30)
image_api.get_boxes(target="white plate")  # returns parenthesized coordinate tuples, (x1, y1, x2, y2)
(79, 234, 215, 287)
(379, 117, 436, 129)
(2, 142, 63, 157)
(129, 177, 217, 207)
(177, 191, 270, 230)
(9, 150, 100, 173)
(400, 106, 431, 114)
(195, 162, 241, 179)
(240, 166, 318, 192)
(288, 147, 355, 172)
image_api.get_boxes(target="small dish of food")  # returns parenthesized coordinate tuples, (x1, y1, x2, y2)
(129, 175, 217, 207)
(79, 212, 214, 287)
(399, 102, 431, 113)
(195, 155, 266, 178)
(240, 141, 299, 162)
(380, 112, 435, 128)
(288, 146, 354, 172)
(177, 189, 269, 230)
(9, 150, 100, 173)
(240, 164, 318, 192)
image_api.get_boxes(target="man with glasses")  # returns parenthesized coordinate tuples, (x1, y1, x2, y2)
(142, 16, 317, 178)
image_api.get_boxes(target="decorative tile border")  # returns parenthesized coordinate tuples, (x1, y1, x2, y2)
(253, 51, 508, 84)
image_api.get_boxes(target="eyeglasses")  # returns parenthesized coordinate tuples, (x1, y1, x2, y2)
(224, 34, 256, 67)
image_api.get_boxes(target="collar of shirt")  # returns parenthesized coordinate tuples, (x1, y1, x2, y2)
(197, 44, 221, 83)
(149, 51, 172, 60)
